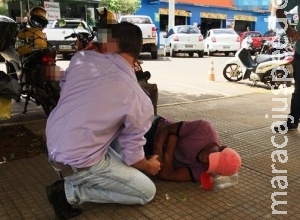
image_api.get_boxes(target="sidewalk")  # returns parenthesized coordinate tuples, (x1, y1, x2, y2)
(0, 92, 299, 220)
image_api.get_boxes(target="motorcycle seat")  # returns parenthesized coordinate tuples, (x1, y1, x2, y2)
(239, 48, 256, 69)
(255, 52, 292, 64)
(255, 54, 273, 64)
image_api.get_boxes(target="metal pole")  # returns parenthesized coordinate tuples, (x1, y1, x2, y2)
(85, 4, 88, 22)
(20, 0, 23, 19)
(26, 0, 30, 11)
(168, 0, 175, 31)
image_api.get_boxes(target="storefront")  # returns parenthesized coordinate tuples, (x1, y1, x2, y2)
(137, 0, 270, 45)
(233, 14, 257, 32)
(159, 8, 191, 31)
(199, 12, 227, 35)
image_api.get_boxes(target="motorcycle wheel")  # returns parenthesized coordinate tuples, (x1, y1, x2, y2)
(223, 64, 243, 82)
(35, 81, 60, 116)
(47, 81, 60, 101)
(270, 70, 292, 89)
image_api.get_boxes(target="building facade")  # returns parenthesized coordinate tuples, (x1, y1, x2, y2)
(137, 0, 270, 36)
(4, 0, 298, 37)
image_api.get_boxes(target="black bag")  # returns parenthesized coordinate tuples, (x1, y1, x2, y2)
(0, 71, 21, 100)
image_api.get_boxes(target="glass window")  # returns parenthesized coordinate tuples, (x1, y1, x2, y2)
(249, 32, 262, 37)
(54, 21, 87, 30)
(176, 26, 199, 34)
(120, 17, 151, 24)
(167, 29, 174, 37)
(263, 31, 271, 37)
(213, 29, 236, 34)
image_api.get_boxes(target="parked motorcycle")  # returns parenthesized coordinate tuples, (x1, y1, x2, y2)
(259, 38, 294, 55)
(64, 31, 96, 51)
(0, 15, 60, 116)
(223, 36, 293, 89)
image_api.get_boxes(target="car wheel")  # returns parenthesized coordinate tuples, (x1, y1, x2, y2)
(198, 50, 204, 57)
(170, 49, 176, 57)
(223, 64, 243, 82)
(163, 48, 170, 57)
(151, 51, 158, 59)
(270, 70, 292, 89)
(207, 46, 211, 56)
(62, 54, 72, 60)
(188, 52, 194, 57)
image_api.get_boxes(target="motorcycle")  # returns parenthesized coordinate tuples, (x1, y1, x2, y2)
(259, 37, 294, 55)
(223, 36, 293, 89)
(64, 31, 96, 51)
(0, 15, 60, 116)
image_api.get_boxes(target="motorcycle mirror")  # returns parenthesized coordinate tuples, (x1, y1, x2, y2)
(58, 19, 66, 27)
(95, 7, 107, 17)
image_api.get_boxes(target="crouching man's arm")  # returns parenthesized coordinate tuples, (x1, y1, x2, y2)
(131, 155, 161, 176)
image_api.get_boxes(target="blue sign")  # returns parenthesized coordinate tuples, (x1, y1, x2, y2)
(234, 0, 269, 10)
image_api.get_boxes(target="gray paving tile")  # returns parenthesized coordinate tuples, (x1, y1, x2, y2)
(1, 92, 299, 219)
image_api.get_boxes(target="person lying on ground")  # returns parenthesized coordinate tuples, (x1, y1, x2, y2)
(144, 116, 242, 182)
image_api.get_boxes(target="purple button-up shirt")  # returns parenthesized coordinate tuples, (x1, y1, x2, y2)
(46, 50, 153, 168)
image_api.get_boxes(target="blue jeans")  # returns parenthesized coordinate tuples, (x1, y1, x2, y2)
(63, 147, 156, 205)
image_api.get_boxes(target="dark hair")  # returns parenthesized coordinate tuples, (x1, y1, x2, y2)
(115, 22, 143, 60)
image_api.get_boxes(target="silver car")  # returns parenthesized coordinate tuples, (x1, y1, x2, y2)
(163, 25, 205, 58)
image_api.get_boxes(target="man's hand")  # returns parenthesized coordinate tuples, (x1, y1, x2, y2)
(286, 27, 299, 43)
(131, 156, 161, 176)
(147, 154, 161, 176)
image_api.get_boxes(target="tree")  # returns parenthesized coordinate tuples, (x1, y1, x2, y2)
(86, 8, 95, 27)
(99, 0, 141, 19)
(0, 6, 9, 16)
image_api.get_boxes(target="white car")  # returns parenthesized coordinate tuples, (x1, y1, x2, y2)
(204, 28, 240, 56)
(163, 25, 204, 57)
(43, 19, 92, 59)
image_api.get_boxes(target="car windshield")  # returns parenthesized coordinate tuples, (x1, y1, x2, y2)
(264, 29, 286, 37)
(246, 32, 262, 37)
(213, 29, 236, 34)
(176, 26, 199, 34)
(276, 29, 286, 36)
(55, 21, 87, 30)
(120, 17, 151, 24)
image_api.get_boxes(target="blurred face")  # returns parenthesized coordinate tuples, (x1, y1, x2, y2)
(197, 144, 226, 168)
(97, 28, 118, 53)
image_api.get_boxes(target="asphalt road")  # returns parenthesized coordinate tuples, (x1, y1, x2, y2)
(0, 52, 294, 124)
(0, 52, 284, 98)
(51, 52, 277, 98)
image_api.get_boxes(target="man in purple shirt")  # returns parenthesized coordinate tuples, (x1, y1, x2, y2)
(144, 116, 241, 182)
(45, 22, 161, 219)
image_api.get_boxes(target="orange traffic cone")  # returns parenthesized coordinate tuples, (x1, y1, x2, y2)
(208, 61, 215, 81)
